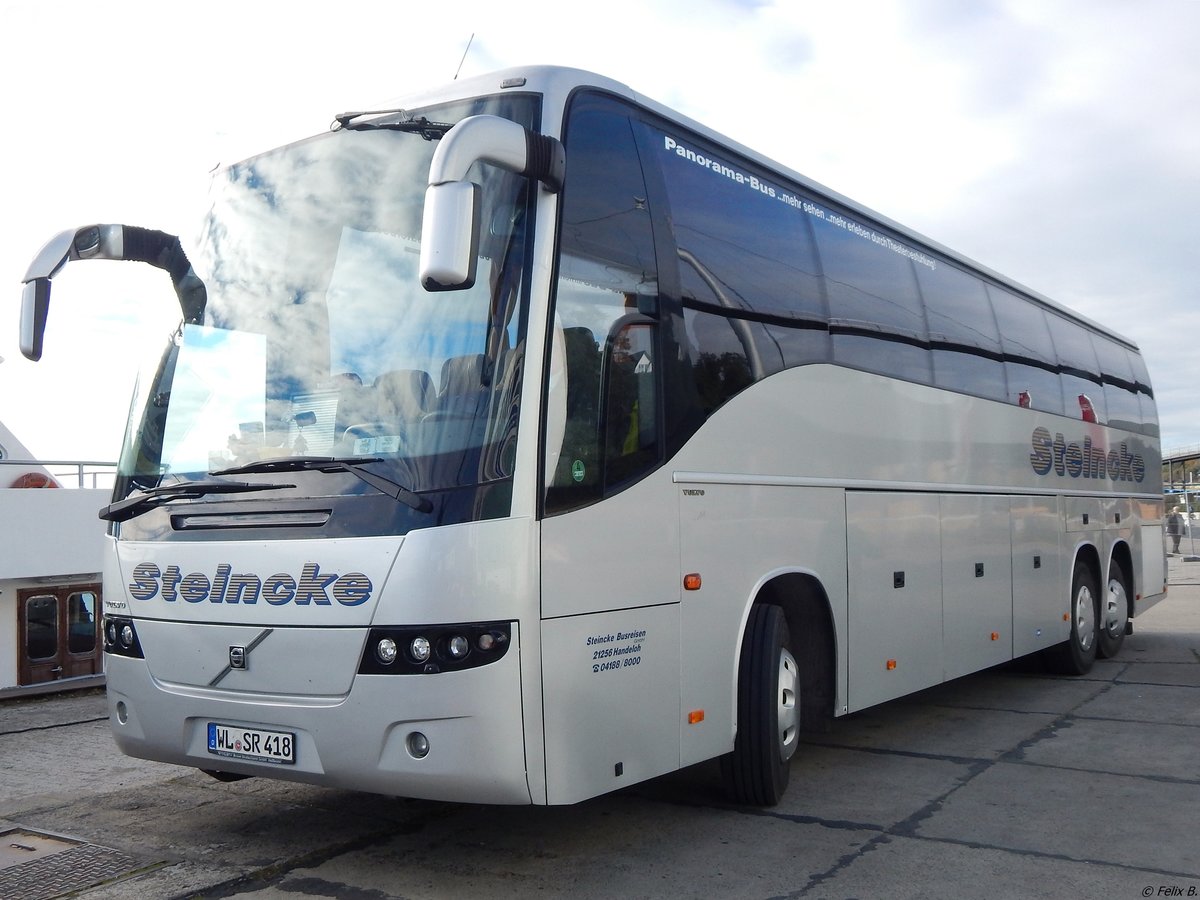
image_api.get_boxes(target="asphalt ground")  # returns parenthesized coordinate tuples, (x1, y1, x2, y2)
(2, 559, 1198, 899)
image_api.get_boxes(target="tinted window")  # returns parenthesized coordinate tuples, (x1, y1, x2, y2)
(546, 96, 661, 515)
(647, 124, 826, 325)
(989, 286, 1064, 415)
(808, 199, 932, 383)
(1129, 352, 1159, 436)
(918, 262, 1006, 401)
(1092, 334, 1142, 432)
(1046, 313, 1105, 422)
(682, 307, 759, 416)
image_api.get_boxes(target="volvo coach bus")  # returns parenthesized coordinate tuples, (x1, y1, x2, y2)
(19, 66, 1164, 806)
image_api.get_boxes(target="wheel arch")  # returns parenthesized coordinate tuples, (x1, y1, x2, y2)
(1072, 541, 1103, 588)
(1108, 539, 1134, 601)
(753, 571, 838, 731)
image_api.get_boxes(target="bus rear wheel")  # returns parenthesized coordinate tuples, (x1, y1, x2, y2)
(721, 603, 799, 806)
(1044, 559, 1099, 675)
(1098, 561, 1130, 659)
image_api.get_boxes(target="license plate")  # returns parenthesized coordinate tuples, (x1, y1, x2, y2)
(207, 722, 295, 765)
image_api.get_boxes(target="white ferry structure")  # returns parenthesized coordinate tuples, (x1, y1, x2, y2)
(0, 418, 112, 693)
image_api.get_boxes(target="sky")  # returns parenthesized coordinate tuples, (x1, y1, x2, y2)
(1, 0, 1197, 462)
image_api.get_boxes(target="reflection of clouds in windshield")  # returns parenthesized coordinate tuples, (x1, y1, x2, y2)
(160, 325, 266, 473)
(107, 97, 538, 492)
(327, 229, 492, 384)
(196, 131, 432, 310)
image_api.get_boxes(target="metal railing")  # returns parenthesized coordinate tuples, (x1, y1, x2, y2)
(0, 458, 118, 489)
(1164, 444, 1200, 462)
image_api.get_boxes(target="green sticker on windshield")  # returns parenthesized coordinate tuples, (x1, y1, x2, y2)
(571, 460, 586, 483)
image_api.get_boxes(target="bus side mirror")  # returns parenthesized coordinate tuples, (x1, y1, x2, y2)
(20, 278, 51, 361)
(420, 181, 482, 292)
(17, 224, 207, 360)
(18, 226, 87, 361)
(418, 115, 563, 293)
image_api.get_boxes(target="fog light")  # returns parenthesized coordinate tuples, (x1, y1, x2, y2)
(120, 624, 135, 649)
(447, 635, 470, 659)
(376, 638, 398, 665)
(406, 731, 430, 759)
(409, 636, 431, 663)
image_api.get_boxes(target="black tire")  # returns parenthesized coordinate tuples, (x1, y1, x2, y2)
(202, 769, 252, 783)
(720, 604, 799, 806)
(1098, 560, 1130, 659)
(1043, 559, 1099, 675)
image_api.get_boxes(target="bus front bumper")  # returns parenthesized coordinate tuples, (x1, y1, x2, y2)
(104, 641, 531, 805)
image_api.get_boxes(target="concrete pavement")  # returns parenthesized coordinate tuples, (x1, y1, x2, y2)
(1, 578, 1197, 899)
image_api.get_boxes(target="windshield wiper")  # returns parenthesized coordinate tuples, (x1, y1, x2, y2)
(211, 456, 432, 514)
(331, 110, 452, 140)
(99, 480, 294, 523)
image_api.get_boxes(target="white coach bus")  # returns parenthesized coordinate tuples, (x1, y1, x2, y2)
(19, 66, 1164, 806)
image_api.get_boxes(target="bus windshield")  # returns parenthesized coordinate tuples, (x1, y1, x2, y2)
(115, 96, 538, 510)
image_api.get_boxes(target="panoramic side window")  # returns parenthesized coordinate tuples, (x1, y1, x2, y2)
(989, 286, 1065, 416)
(809, 204, 932, 384)
(646, 125, 825, 325)
(682, 307, 759, 417)
(1046, 313, 1106, 423)
(1129, 351, 1158, 436)
(918, 262, 1007, 402)
(1091, 334, 1142, 432)
(545, 96, 661, 515)
(642, 119, 828, 415)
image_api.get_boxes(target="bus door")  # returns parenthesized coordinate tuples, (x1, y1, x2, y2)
(537, 93, 681, 803)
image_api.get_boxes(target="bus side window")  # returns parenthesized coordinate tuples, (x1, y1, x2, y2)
(603, 318, 658, 487)
(545, 95, 661, 515)
(545, 288, 662, 512)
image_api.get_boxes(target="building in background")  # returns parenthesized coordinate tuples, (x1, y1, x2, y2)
(0, 418, 111, 693)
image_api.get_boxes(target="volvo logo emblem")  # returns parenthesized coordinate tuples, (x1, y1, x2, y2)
(209, 628, 274, 687)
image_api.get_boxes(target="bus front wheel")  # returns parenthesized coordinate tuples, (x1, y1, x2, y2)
(721, 603, 799, 806)
(1044, 560, 1099, 675)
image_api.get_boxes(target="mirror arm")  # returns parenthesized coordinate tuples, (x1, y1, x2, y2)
(420, 116, 564, 292)
(18, 224, 207, 360)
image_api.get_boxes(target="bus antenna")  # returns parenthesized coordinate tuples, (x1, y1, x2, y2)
(454, 34, 475, 80)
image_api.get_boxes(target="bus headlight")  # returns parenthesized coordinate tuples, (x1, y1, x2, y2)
(409, 636, 432, 663)
(357, 622, 513, 675)
(102, 615, 145, 659)
(447, 635, 470, 659)
(375, 638, 398, 665)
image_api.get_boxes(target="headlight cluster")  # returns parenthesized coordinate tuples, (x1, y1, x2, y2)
(357, 621, 512, 674)
(103, 616, 145, 659)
